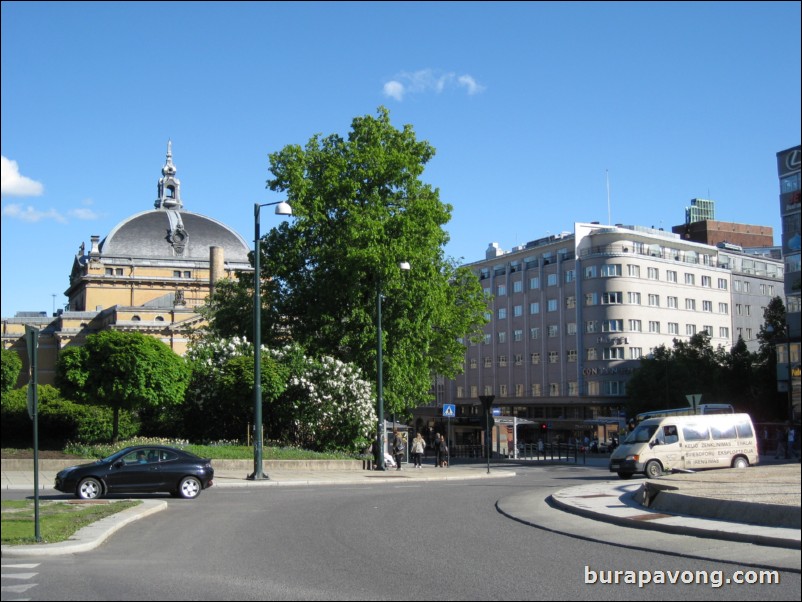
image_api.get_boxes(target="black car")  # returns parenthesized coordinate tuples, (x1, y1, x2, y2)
(54, 445, 214, 500)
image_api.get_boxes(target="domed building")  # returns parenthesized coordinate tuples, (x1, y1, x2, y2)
(2, 143, 253, 385)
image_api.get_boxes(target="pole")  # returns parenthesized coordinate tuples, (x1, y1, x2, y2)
(376, 284, 385, 470)
(250, 203, 266, 480)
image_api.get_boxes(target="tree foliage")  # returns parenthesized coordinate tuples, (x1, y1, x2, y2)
(56, 331, 190, 441)
(1, 348, 22, 394)
(243, 106, 488, 416)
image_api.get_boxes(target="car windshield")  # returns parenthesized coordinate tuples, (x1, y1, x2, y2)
(624, 424, 658, 444)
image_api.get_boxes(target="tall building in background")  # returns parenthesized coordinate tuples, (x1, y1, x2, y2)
(685, 198, 716, 223)
(419, 223, 784, 451)
(776, 144, 801, 421)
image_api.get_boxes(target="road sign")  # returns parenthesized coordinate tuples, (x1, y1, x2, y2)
(443, 404, 456, 418)
(686, 393, 702, 412)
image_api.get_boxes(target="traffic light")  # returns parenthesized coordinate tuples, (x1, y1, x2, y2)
(540, 423, 547, 431)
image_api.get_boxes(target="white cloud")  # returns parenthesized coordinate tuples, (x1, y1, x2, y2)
(382, 69, 486, 101)
(383, 80, 405, 101)
(457, 74, 486, 95)
(69, 206, 100, 220)
(1, 156, 44, 197)
(2, 203, 66, 223)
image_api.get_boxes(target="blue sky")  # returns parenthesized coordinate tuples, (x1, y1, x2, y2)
(2, 1, 800, 317)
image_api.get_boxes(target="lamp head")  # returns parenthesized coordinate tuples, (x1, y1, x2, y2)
(274, 201, 292, 216)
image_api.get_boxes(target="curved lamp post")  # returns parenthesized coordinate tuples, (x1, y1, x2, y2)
(376, 261, 411, 471)
(249, 200, 292, 480)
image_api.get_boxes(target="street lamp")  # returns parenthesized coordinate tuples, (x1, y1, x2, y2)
(375, 261, 411, 471)
(249, 200, 292, 480)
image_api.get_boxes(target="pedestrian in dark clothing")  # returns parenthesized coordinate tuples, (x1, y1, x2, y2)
(392, 429, 405, 471)
(433, 433, 442, 467)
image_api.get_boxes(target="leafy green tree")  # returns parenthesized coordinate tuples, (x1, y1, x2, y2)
(1, 348, 23, 394)
(56, 331, 190, 441)
(251, 106, 487, 417)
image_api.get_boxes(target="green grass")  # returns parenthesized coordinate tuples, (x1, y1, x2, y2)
(1, 499, 141, 545)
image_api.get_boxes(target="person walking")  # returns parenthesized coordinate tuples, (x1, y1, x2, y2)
(411, 432, 426, 469)
(433, 433, 442, 467)
(392, 429, 405, 471)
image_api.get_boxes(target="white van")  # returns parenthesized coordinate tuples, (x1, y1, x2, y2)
(609, 413, 758, 479)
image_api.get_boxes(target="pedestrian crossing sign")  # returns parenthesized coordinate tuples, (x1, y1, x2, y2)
(443, 404, 456, 417)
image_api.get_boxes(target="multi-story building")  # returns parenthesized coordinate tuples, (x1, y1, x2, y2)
(424, 222, 784, 448)
(1, 143, 252, 386)
(776, 144, 801, 420)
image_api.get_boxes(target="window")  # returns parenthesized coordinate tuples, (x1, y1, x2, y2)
(548, 351, 559, 363)
(603, 347, 625, 360)
(515, 384, 524, 397)
(701, 275, 711, 287)
(498, 332, 506, 343)
(530, 353, 540, 365)
(173, 270, 182, 278)
(567, 349, 577, 362)
(668, 322, 679, 335)
(587, 381, 600, 395)
(530, 302, 540, 314)
(602, 292, 623, 304)
(586, 321, 597, 333)
(514, 353, 523, 365)
(685, 298, 696, 311)
(703, 325, 713, 336)
(484, 357, 493, 368)
(719, 302, 729, 314)
(584, 266, 597, 279)
(565, 296, 576, 309)
(470, 358, 478, 369)
(471, 385, 478, 398)
(548, 325, 559, 337)
(497, 285, 506, 296)
(602, 320, 623, 332)
(686, 324, 697, 335)
(531, 384, 542, 397)
(530, 327, 540, 339)
(547, 274, 558, 286)
(649, 321, 661, 333)
(685, 273, 695, 285)
(585, 292, 598, 306)
(667, 296, 678, 309)
(628, 292, 642, 304)
(498, 355, 507, 367)
(513, 305, 523, 317)
(549, 383, 560, 396)
(630, 347, 642, 359)
(547, 299, 558, 312)
(457, 387, 464, 399)
(718, 278, 728, 290)
(484, 334, 491, 344)
(587, 347, 598, 360)
(115, 268, 124, 276)
(530, 276, 540, 289)
(628, 265, 641, 278)
(564, 270, 575, 283)
(629, 319, 642, 332)
(601, 264, 622, 277)
(719, 326, 730, 338)
(105, 268, 114, 275)
(648, 294, 659, 307)
(498, 308, 507, 319)
(513, 329, 523, 341)
(513, 280, 523, 293)
(648, 267, 659, 280)
(568, 381, 579, 396)
(566, 322, 577, 335)
(667, 270, 677, 283)
(703, 300, 713, 312)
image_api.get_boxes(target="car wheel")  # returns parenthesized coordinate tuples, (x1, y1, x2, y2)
(732, 456, 749, 469)
(645, 460, 662, 479)
(77, 477, 103, 500)
(178, 476, 202, 499)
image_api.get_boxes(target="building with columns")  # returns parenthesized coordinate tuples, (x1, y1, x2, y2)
(2, 143, 252, 386)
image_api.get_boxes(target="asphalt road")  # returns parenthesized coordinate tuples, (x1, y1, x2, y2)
(2, 464, 800, 601)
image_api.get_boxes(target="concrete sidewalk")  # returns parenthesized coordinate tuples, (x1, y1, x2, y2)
(3, 458, 800, 570)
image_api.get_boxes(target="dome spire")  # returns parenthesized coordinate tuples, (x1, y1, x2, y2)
(155, 139, 183, 210)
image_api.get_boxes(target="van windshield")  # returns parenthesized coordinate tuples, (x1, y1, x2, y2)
(625, 424, 658, 444)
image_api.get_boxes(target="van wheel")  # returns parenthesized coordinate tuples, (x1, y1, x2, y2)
(732, 456, 749, 469)
(644, 460, 662, 478)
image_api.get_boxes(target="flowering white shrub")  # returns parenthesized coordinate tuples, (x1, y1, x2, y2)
(185, 338, 375, 452)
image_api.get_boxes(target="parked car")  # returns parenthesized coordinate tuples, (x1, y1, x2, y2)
(54, 445, 214, 500)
